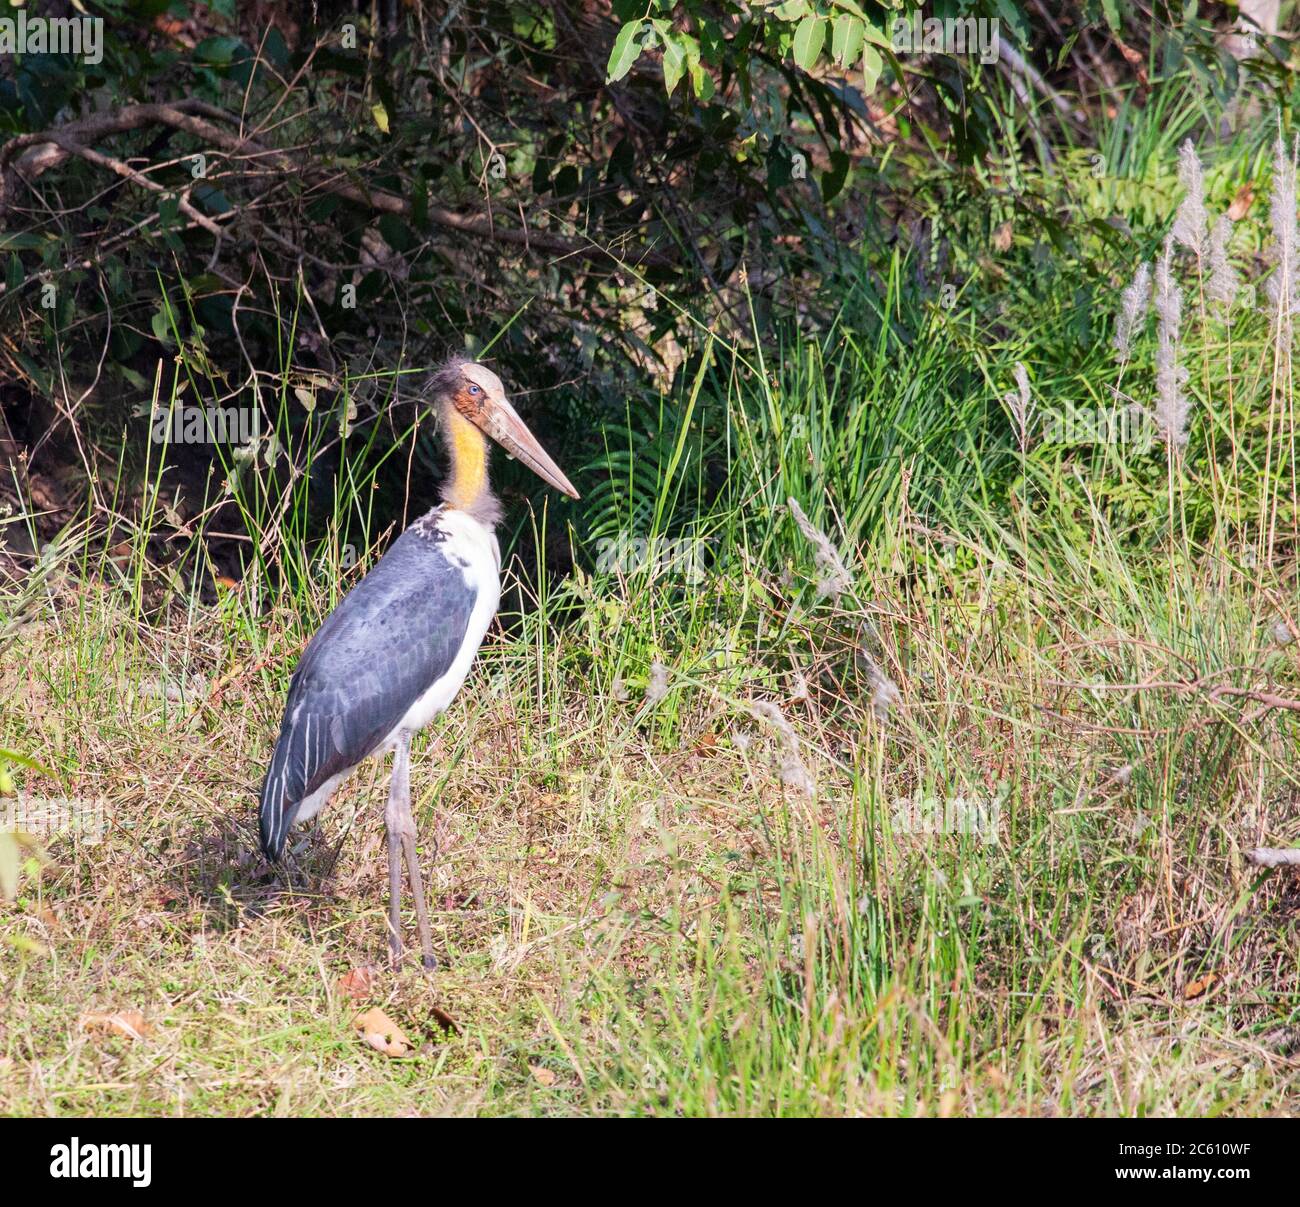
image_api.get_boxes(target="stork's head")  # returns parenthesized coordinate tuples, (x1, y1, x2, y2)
(430, 357, 579, 499)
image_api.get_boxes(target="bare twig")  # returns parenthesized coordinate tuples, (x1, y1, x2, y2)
(44, 134, 225, 236)
(1, 99, 672, 269)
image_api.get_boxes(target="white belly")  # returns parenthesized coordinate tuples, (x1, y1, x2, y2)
(391, 509, 500, 740)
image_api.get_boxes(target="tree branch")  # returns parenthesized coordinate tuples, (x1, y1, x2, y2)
(1, 99, 672, 269)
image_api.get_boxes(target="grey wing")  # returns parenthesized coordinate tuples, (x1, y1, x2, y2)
(259, 525, 479, 860)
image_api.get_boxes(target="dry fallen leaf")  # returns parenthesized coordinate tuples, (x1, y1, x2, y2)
(353, 1007, 410, 1056)
(529, 1064, 558, 1087)
(1227, 183, 1254, 222)
(336, 966, 377, 1002)
(429, 1004, 460, 1035)
(79, 1011, 152, 1040)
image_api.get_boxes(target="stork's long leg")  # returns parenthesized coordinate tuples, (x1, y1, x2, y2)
(388, 730, 438, 972)
(384, 740, 408, 969)
(401, 830, 438, 972)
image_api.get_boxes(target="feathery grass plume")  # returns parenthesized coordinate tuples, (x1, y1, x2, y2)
(865, 657, 901, 721)
(1170, 139, 1207, 258)
(1206, 214, 1237, 312)
(788, 497, 852, 599)
(856, 618, 901, 722)
(645, 661, 668, 703)
(749, 701, 815, 796)
(1153, 237, 1190, 446)
(1264, 130, 1299, 324)
(1002, 362, 1034, 449)
(1114, 262, 1151, 361)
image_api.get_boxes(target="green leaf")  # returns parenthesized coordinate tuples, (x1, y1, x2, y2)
(822, 150, 851, 202)
(193, 185, 231, 216)
(0, 750, 54, 776)
(766, 138, 795, 189)
(607, 20, 645, 82)
(263, 25, 290, 70)
(117, 363, 148, 390)
(378, 215, 413, 252)
(993, 0, 1032, 45)
(1055, 31, 1081, 71)
(678, 31, 701, 69)
(193, 36, 244, 65)
(699, 21, 724, 66)
(532, 157, 553, 194)
(690, 61, 714, 100)
(772, 0, 811, 19)
(151, 307, 174, 346)
(831, 14, 865, 68)
(862, 43, 883, 93)
(863, 17, 892, 48)
(792, 16, 826, 72)
(0, 232, 46, 251)
(662, 33, 686, 96)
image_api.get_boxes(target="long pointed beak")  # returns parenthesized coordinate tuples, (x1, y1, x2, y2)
(478, 397, 580, 499)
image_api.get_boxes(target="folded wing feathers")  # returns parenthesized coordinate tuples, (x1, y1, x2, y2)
(258, 523, 479, 860)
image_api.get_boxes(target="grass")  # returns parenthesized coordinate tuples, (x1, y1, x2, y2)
(3, 78, 1300, 1118)
(4, 470, 1298, 1115)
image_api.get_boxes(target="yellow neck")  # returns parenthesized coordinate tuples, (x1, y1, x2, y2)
(443, 408, 488, 510)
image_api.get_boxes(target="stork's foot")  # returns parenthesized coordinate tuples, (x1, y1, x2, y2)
(384, 935, 436, 974)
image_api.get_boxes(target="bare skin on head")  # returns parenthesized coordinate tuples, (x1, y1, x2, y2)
(436, 360, 579, 524)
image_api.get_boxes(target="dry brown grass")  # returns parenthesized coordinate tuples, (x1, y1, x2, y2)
(3, 541, 1300, 1115)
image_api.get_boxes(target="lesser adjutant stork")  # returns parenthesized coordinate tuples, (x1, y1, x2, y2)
(258, 358, 578, 969)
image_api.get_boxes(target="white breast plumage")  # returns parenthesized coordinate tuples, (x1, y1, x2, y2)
(390, 508, 501, 740)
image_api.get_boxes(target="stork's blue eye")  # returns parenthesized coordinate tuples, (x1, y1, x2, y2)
(468, 384, 481, 396)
